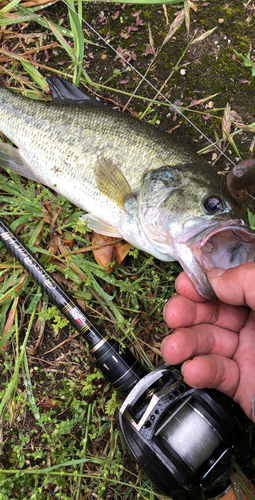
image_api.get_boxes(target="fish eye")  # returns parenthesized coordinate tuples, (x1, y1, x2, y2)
(204, 196, 223, 213)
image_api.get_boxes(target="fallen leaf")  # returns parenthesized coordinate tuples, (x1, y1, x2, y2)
(91, 232, 130, 270)
(20, 0, 58, 7)
(39, 398, 62, 409)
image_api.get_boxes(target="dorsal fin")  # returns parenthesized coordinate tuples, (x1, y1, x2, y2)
(46, 76, 102, 107)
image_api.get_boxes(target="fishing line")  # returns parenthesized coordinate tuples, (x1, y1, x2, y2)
(61, 0, 236, 166)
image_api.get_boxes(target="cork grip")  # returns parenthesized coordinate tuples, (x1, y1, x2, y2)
(213, 475, 255, 500)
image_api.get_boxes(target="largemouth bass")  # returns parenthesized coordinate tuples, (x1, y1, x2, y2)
(0, 76, 254, 300)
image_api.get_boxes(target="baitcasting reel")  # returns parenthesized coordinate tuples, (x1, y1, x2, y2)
(120, 364, 242, 499)
(0, 217, 244, 499)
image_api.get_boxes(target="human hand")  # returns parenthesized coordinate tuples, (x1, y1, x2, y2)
(161, 264, 255, 421)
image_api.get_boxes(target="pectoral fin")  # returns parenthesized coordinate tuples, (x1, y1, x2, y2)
(95, 157, 134, 211)
(0, 143, 42, 183)
(80, 214, 122, 237)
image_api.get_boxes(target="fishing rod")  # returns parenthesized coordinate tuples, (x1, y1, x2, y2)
(0, 216, 246, 499)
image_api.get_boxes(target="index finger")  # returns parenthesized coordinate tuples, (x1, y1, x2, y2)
(163, 294, 249, 332)
(175, 272, 207, 303)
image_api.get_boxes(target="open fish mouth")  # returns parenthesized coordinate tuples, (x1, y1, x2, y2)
(177, 219, 255, 300)
(191, 220, 255, 272)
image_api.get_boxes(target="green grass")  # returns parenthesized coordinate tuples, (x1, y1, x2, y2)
(0, 169, 177, 499)
(0, 1, 255, 499)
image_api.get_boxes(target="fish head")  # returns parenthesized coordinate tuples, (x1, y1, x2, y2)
(138, 164, 255, 300)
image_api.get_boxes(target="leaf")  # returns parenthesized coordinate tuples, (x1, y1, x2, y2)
(88, 0, 188, 3)
(65, 0, 85, 84)
(44, 17, 76, 64)
(184, 0, 190, 34)
(188, 93, 220, 107)
(222, 102, 231, 142)
(191, 26, 217, 44)
(0, 11, 37, 25)
(188, 0, 197, 12)
(20, 59, 48, 90)
(91, 232, 130, 270)
(17, 4, 74, 37)
(10, 214, 35, 231)
(234, 49, 255, 76)
(16, 3, 97, 45)
(0, 0, 22, 13)
(162, 8, 184, 45)
(0, 296, 18, 352)
(148, 22, 155, 55)
(0, 275, 28, 305)
(22, 350, 46, 429)
(223, 130, 242, 159)
(66, 1, 84, 62)
(248, 209, 255, 230)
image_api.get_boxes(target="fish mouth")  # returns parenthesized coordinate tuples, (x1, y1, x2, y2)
(193, 220, 255, 271)
(180, 219, 255, 300)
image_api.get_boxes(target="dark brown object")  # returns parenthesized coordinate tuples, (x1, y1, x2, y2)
(227, 159, 255, 193)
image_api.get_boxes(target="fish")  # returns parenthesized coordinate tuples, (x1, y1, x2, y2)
(0, 75, 254, 300)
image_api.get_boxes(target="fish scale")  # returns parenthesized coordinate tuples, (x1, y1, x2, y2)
(0, 76, 254, 300)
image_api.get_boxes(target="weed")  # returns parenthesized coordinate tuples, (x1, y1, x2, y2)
(0, 1, 254, 500)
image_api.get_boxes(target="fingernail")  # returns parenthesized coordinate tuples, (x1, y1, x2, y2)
(207, 267, 225, 279)
(181, 359, 191, 370)
(163, 304, 167, 321)
(161, 336, 168, 351)
(181, 360, 193, 380)
(163, 296, 175, 321)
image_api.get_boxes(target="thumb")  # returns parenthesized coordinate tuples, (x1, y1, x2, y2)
(207, 263, 255, 308)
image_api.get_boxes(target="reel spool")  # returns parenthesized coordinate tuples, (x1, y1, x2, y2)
(119, 364, 243, 499)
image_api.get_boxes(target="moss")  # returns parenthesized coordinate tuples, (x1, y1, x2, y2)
(35, 0, 255, 158)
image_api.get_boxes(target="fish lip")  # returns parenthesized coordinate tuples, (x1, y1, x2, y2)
(185, 219, 255, 248)
(231, 225, 255, 243)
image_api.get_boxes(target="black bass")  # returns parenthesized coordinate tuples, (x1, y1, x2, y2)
(0, 76, 254, 300)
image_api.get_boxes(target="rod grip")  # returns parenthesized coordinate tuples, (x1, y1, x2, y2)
(206, 474, 255, 500)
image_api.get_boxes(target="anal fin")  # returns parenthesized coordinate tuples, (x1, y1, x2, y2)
(0, 143, 42, 183)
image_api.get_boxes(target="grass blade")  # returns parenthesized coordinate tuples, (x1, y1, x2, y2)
(83, 0, 187, 3)
(17, 3, 74, 37)
(0, 304, 37, 418)
(22, 349, 46, 430)
(20, 59, 48, 90)
(65, 0, 85, 84)
(0, 0, 21, 13)
(44, 17, 76, 64)
(17, 3, 98, 44)
(0, 12, 37, 25)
